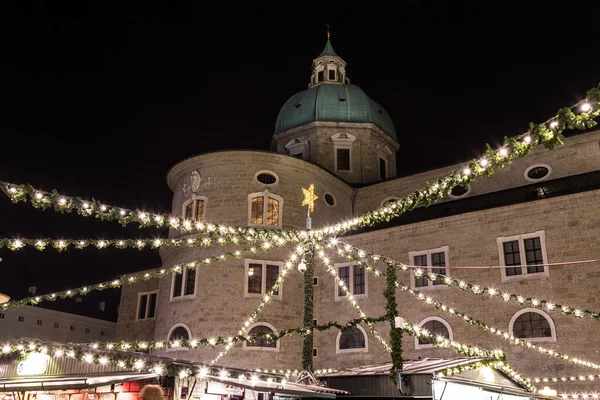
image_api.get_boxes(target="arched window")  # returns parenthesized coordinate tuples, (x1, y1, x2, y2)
(182, 196, 207, 222)
(248, 191, 283, 228)
(243, 323, 280, 351)
(167, 324, 191, 341)
(509, 309, 556, 342)
(336, 325, 368, 353)
(415, 317, 453, 349)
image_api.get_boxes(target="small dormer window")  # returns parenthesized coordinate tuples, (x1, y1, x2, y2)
(329, 69, 336, 80)
(318, 70, 324, 82)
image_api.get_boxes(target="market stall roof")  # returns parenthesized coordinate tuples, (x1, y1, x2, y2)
(0, 373, 158, 392)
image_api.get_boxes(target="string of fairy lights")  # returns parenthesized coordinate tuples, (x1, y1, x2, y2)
(333, 240, 600, 320)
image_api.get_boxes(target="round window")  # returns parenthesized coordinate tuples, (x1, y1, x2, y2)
(324, 193, 336, 207)
(449, 184, 470, 198)
(524, 164, 551, 182)
(255, 171, 279, 185)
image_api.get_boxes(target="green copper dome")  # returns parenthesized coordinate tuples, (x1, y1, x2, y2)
(274, 84, 398, 141)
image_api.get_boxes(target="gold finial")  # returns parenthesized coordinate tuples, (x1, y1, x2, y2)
(326, 24, 331, 40)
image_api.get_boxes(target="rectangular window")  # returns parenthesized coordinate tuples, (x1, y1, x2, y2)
(313, 319, 318, 326)
(244, 260, 283, 299)
(313, 348, 319, 357)
(335, 263, 368, 300)
(18, 316, 24, 322)
(336, 148, 351, 171)
(498, 231, 548, 281)
(379, 157, 387, 180)
(85, 328, 91, 334)
(313, 277, 318, 286)
(54, 323, 59, 328)
(251, 197, 264, 225)
(249, 194, 282, 227)
(317, 70, 324, 82)
(37, 320, 42, 326)
(172, 268, 196, 299)
(266, 198, 279, 226)
(328, 69, 335, 80)
(70, 325, 75, 331)
(0, 313, 4, 319)
(100, 331, 106, 336)
(137, 291, 158, 320)
(195, 199, 205, 222)
(409, 246, 449, 290)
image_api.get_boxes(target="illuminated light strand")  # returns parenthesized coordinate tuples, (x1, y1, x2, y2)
(0, 181, 304, 244)
(317, 248, 392, 353)
(310, 85, 600, 238)
(335, 242, 600, 320)
(396, 278, 600, 372)
(0, 236, 289, 251)
(1, 244, 267, 311)
(559, 393, 600, 399)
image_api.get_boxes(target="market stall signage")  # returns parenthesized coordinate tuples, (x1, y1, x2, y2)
(17, 352, 50, 376)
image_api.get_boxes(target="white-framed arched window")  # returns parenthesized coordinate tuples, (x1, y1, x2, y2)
(248, 191, 283, 228)
(336, 325, 368, 354)
(167, 323, 192, 351)
(182, 195, 208, 222)
(415, 317, 453, 349)
(509, 308, 556, 342)
(243, 322, 280, 352)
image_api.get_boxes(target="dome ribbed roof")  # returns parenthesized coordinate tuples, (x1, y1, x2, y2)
(274, 84, 397, 141)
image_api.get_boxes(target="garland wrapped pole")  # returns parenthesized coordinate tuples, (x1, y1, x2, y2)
(385, 262, 403, 386)
(301, 240, 315, 371)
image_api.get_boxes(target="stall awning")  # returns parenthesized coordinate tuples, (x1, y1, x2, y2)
(0, 373, 158, 392)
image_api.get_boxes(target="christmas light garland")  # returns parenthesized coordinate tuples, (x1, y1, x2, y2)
(0, 235, 290, 251)
(311, 84, 600, 237)
(1, 244, 270, 311)
(334, 241, 600, 320)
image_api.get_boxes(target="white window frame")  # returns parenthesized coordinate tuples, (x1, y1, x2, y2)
(243, 322, 280, 352)
(254, 170, 280, 186)
(182, 195, 208, 221)
(377, 145, 392, 181)
(327, 65, 337, 81)
(166, 323, 192, 351)
(415, 316, 454, 350)
(136, 290, 158, 321)
(285, 138, 309, 160)
(170, 267, 198, 301)
(331, 133, 356, 173)
(244, 259, 283, 300)
(409, 246, 450, 290)
(508, 308, 557, 343)
(336, 324, 368, 354)
(334, 261, 368, 301)
(322, 192, 337, 208)
(247, 191, 283, 229)
(524, 163, 552, 183)
(497, 230, 549, 282)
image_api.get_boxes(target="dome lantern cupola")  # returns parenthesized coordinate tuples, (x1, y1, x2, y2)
(309, 33, 349, 88)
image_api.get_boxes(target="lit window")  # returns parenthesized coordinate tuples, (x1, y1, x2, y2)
(409, 246, 449, 289)
(497, 231, 548, 281)
(168, 325, 191, 341)
(415, 317, 453, 349)
(248, 192, 283, 228)
(246, 325, 277, 348)
(334, 263, 368, 300)
(509, 309, 556, 342)
(244, 260, 282, 299)
(182, 196, 207, 223)
(137, 291, 158, 320)
(336, 325, 368, 353)
(172, 268, 196, 299)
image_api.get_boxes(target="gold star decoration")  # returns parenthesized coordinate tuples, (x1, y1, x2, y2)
(302, 184, 319, 212)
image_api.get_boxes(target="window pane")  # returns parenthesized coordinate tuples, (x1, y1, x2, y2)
(266, 265, 280, 296)
(328, 69, 335, 80)
(169, 327, 189, 341)
(184, 202, 193, 220)
(339, 327, 365, 349)
(266, 198, 279, 226)
(513, 312, 552, 338)
(503, 240, 522, 276)
(247, 325, 276, 348)
(418, 320, 450, 344)
(431, 252, 446, 285)
(413, 255, 428, 287)
(248, 264, 263, 294)
(353, 265, 365, 295)
(524, 237, 545, 273)
(173, 273, 183, 297)
(147, 293, 157, 319)
(138, 295, 148, 319)
(195, 200, 205, 222)
(379, 158, 386, 180)
(184, 268, 196, 296)
(251, 197, 264, 224)
(336, 149, 350, 171)
(317, 70, 324, 82)
(338, 266, 350, 296)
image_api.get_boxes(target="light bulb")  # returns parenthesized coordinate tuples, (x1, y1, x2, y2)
(35, 193, 43, 199)
(462, 167, 471, 176)
(298, 261, 307, 273)
(479, 158, 488, 167)
(550, 121, 559, 128)
(499, 148, 508, 157)
(582, 102, 592, 112)
(523, 135, 532, 144)
(59, 198, 67, 205)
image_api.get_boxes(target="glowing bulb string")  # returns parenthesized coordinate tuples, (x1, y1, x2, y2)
(311, 84, 600, 238)
(316, 245, 392, 353)
(0, 235, 291, 251)
(1, 244, 271, 311)
(334, 241, 600, 319)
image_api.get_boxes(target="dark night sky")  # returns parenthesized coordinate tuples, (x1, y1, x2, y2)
(1, 1, 599, 320)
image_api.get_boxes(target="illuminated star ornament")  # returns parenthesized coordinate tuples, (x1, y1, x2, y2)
(302, 184, 319, 212)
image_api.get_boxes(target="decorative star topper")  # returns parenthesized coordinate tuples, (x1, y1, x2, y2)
(302, 184, 319, 212)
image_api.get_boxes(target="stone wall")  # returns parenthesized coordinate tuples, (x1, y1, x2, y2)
(115, 277, 159, 341)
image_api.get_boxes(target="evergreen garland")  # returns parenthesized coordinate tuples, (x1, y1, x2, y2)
(384, 262, 403, 384)
(301, 242, 315, 371)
